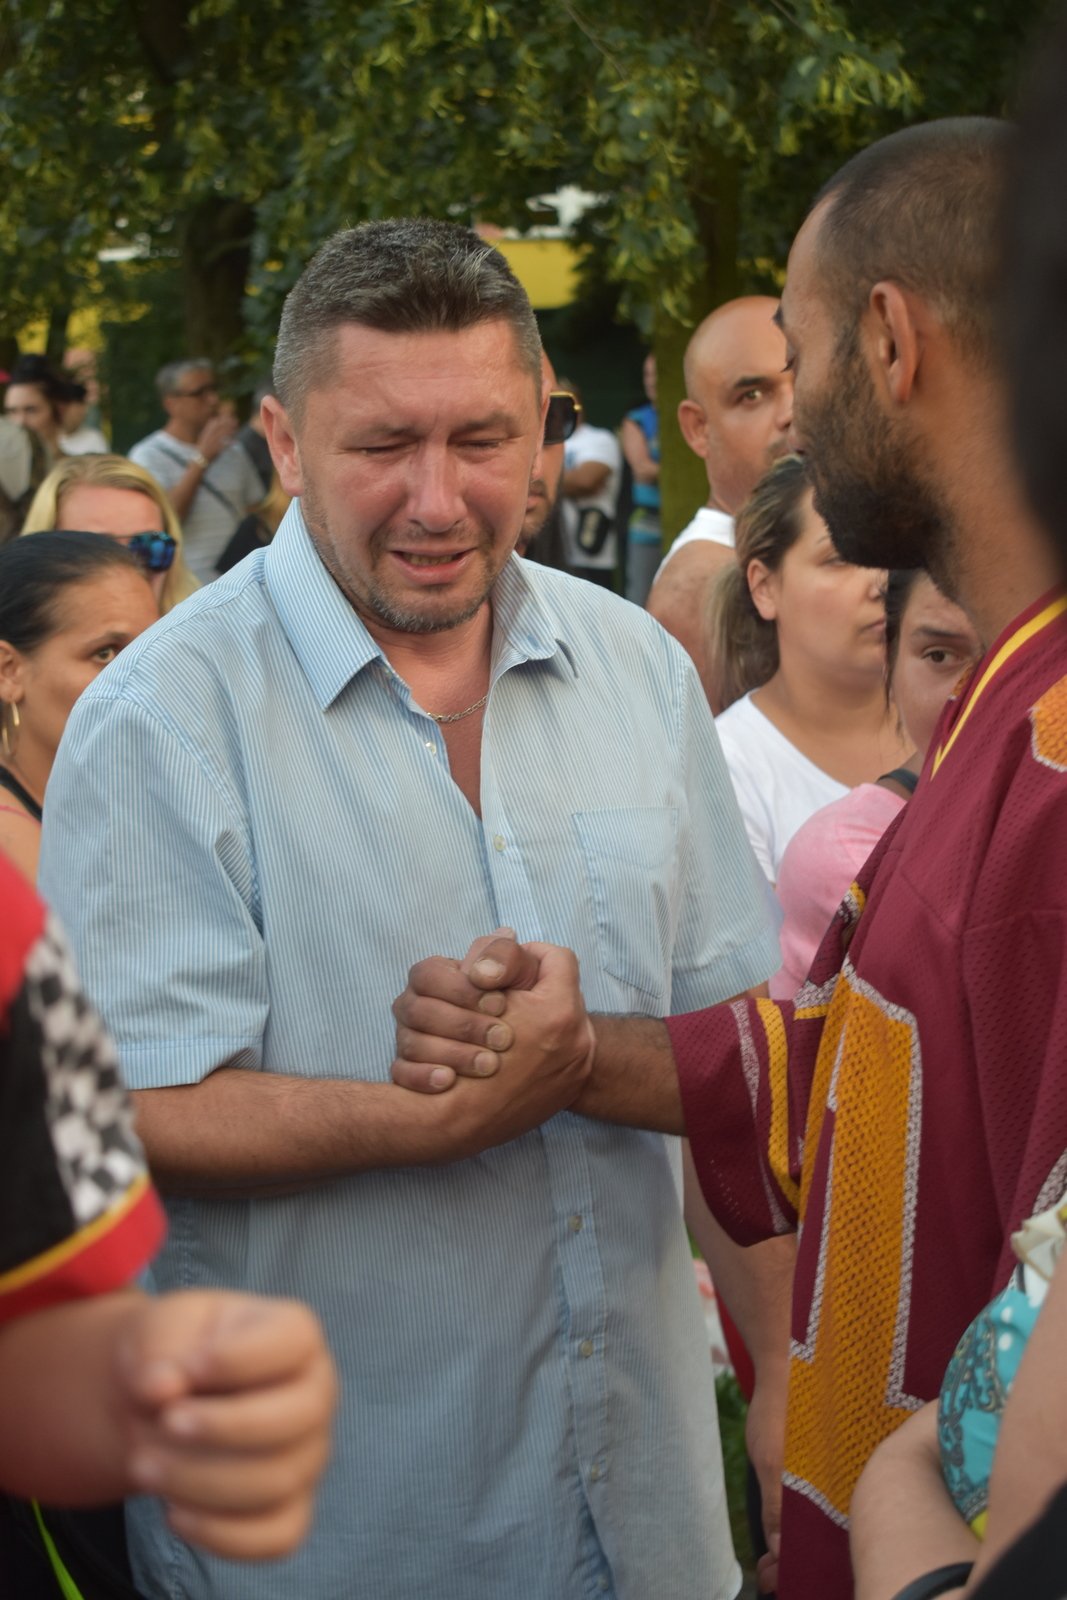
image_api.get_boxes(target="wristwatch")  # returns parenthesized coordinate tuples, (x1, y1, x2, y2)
(891, 1562, 975, 1600)
(191, 450, 209, 469)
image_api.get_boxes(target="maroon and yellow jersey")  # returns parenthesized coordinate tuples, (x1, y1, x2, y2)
(0, 855, 164, 1324)
(671, 590, 1067, 1599)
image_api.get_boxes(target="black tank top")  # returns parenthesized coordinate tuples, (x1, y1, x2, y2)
(0, 766, 43, 822)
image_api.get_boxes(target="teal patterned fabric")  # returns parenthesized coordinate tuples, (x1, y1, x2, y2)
(938, 1276, 1039, 1531)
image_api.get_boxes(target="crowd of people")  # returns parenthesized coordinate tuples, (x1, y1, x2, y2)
(5, 11, 1067, 1600)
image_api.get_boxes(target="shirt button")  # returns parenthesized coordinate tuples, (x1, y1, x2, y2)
(424, 742, 437, 756)
(579, 1338, 594, 1358)
(568, 1214, 583, 1233)
(492, 834, 506, 852)
(598, 1579, 610, 1593)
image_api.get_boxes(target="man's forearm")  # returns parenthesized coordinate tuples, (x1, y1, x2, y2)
(571, 1015, 685, 1132)
(682, 1143, 794, 1370)
(136, 1032, 592, 1196)
(851, 1406, 977, 1600)
(134, 1069, 479, 1195)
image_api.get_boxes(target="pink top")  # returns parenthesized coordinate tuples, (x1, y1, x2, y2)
(769, 783, 907, 1000)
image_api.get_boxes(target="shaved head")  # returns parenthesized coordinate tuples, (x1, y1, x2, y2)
(683, 296, 782, 398)
(678, 295, 793, 516)
(811, 118, 1011, 371)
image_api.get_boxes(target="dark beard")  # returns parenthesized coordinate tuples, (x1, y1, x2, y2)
(803, 334, 957, 588)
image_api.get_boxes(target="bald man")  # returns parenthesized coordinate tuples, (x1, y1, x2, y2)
(647, 296, 793, 709)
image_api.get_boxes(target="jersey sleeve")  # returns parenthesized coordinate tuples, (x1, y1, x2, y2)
(0, 858, 165, 1325)
(671, 812, 899, 1247)
(669, 994, 811, 1245)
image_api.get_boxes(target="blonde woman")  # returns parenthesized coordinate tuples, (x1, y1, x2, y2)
(21, 454, 199, 612)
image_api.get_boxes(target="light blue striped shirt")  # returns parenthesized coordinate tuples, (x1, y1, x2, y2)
(41, 504, 780, 1600)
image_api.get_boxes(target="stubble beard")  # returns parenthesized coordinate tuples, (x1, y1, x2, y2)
(803, 332, 958, 588)
(301, 485, 502, 635)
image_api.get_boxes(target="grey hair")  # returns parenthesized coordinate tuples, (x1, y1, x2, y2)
(273, 219, 542, 419)
(155, 359, 215, 400)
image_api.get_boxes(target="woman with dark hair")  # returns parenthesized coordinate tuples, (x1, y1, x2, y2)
(708, 454, 909, 881)
(0, 532, 158, 880)
(771, 569, 980, 998)
(3, 355, 81, 464)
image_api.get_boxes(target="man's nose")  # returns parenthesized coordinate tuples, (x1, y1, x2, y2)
(406, 449, 465, 531)
(776, 378, 795, 436)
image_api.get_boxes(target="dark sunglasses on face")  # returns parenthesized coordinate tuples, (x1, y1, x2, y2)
(544, 390, 581, 446)
(62, 530, 178, 574)
(173, 382, 218, 399)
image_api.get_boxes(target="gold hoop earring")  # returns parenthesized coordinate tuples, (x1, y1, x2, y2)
(1, 702, 19, 760)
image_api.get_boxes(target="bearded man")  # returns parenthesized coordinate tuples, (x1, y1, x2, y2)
(391, 119, 1067, 1600)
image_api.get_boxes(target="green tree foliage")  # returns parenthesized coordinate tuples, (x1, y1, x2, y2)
(0, 0, 1053, 525)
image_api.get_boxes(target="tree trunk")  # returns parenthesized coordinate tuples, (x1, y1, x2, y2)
(655, 157, 741, 545)
(181, 196, 255, 368)
(46, 305, 71, 366)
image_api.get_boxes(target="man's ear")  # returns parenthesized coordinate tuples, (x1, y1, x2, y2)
(867, 281, 923, 407)
(747, 557, 778, 622)
(0, 640, 26, 705)
(677, 398, 708, 459)
(261, 397, 305, 498)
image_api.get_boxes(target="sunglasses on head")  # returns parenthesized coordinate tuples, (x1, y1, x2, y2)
(62, 530, 178, 574)
(544, 390, 581, 446)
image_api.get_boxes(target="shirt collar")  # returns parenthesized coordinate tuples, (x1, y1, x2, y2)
(264, 503, 577, 711)
(488, 556, 579, 683)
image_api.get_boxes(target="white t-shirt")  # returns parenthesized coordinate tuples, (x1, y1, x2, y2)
(654, 505, 734, 583)
(61, 425, 110, 456)
(715, 692, 848, 882)
(561, 422, 621, 571)
(0, 417, 31, 504)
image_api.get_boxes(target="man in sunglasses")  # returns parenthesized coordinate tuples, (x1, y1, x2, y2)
(42, 218, 779, 1600)
(516, 354, 575, 565)
(129, 359, 262, 585)
(559, 376, 623, 589)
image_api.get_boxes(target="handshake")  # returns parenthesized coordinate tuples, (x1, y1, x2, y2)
(389, 932, 597, 1157)
(390, 930, 684, 1153)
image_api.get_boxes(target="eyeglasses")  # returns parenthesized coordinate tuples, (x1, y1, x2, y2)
(172, 382, 218, 399)
(62, 530, 177, 574)
(545, 391, 581, 446)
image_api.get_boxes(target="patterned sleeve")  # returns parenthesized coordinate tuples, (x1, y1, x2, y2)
(669, 841, 891, 1246)
(669, 994, 812, 1246)
(0, 857, 165, 1324)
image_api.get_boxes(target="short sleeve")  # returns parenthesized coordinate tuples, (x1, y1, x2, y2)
(668, 652, 781, 1010)
(568, 428, 621, 473)
(0, 859, 164, 1324)
(712, 708, 776, 881)
(39, 689, 268, 1089)
(129, 436, 181, 490)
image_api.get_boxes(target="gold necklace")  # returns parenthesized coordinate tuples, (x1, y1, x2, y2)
(427, 691, 489, 725)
